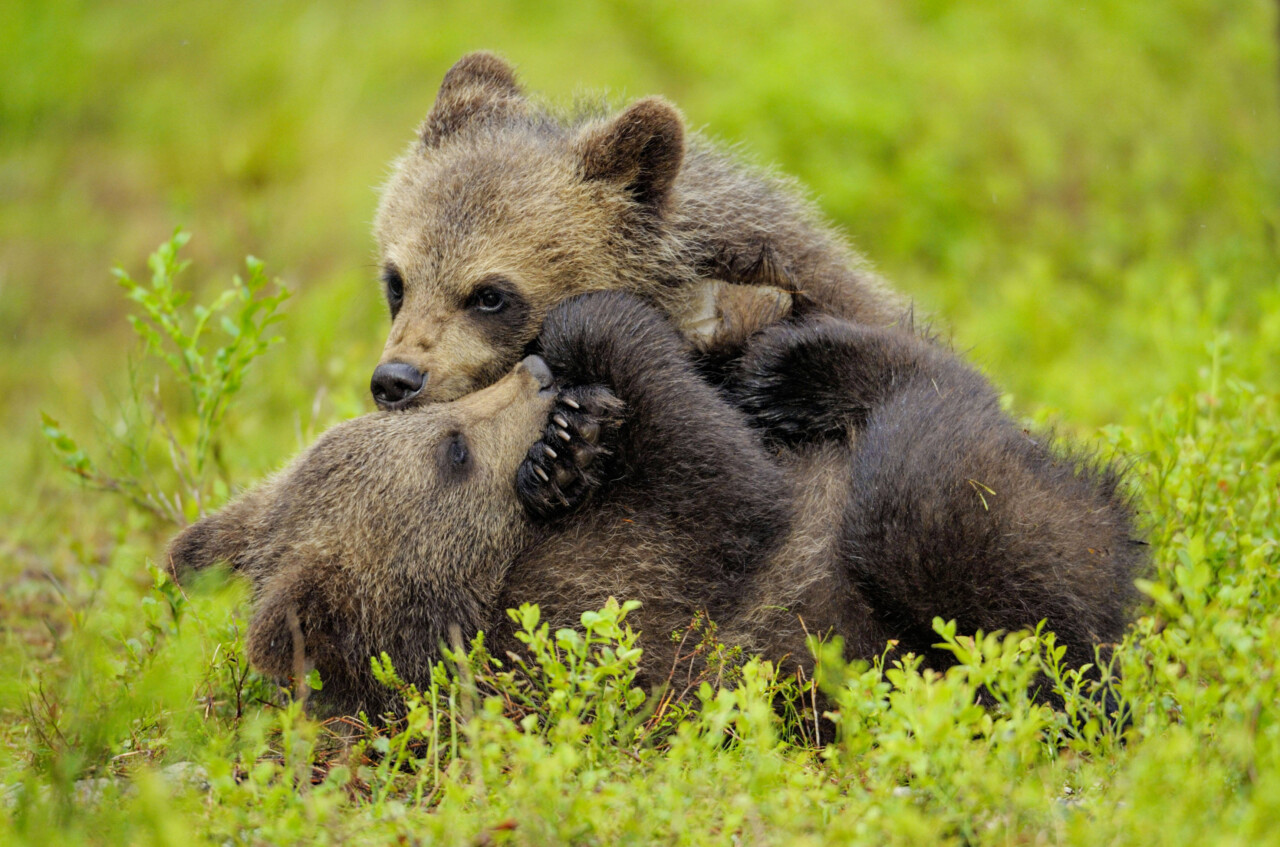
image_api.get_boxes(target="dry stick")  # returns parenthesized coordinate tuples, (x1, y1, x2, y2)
(796, 615, 821, 747)
(647, 622, 697, 731)
(287, 605, 309, 709)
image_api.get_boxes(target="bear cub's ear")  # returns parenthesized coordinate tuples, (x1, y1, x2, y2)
(419, 51, 525, 148)
(165, 497, 259, 582)
(575, 97, 685, 210)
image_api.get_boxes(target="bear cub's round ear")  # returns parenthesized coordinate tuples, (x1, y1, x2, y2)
(575, 97, 685, 210)
(419, 51, 525, 148)
(438, 51, 521, 99)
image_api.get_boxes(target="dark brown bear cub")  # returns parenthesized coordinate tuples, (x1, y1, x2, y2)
(369, 51, 903, 410)
(170, 293, 1144, 717)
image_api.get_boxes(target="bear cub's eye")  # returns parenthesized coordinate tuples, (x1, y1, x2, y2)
(439, 432, 471, 476)
(382, 266, 405, 316)
(471, 285, 506, 313)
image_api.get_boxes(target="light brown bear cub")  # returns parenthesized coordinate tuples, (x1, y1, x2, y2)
(370, 51, 903, 409)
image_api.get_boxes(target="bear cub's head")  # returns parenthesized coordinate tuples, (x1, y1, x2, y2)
(371, 51, 688, 408)
(167, 353, 561, 715)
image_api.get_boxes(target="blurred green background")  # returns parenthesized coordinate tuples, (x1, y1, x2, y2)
(2, 0, 1277, 555)
(2, 4, 1280, 841)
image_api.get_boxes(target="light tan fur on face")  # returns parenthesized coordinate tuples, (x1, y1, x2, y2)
(283, 360, 551, 587)
(375, 137, 640, 403)
(446, 359, 556, 463)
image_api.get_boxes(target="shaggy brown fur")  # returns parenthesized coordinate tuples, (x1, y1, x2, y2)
(724, 316, 1146, 673)
(169, 293, 1144, 716)
(369, 51, 903, 409)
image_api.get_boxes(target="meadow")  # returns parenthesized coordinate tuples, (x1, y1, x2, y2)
(2, 1, 1278, 844)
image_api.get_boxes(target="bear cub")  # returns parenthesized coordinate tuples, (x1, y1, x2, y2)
(169, 293, 1144, 717)
(369, 51, 904, 410)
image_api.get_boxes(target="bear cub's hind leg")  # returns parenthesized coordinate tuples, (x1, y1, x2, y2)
(517, 385, 625, 519)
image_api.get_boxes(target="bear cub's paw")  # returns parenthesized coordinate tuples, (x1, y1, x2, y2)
(726, 325, 843, 446)
(727, 317, 909, 446)
(517, 385, 625, 519)
(678, 280, 794, 355)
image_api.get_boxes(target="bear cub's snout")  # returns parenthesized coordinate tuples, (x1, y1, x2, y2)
(370, 361, 427, 409)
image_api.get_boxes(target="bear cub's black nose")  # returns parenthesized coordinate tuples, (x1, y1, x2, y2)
(371, 362, 426, 409)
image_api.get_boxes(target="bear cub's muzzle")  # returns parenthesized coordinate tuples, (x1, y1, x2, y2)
(370, 361, 427, 410)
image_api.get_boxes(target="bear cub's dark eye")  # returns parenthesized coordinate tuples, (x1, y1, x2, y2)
(382, 266, 405, 316)
(440, 432, 470, 475)
(471, 286, 506, 313)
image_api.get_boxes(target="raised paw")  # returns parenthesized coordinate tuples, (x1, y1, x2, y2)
(725, 318, 869, 447)
(727, 317, 932, 447)
(726, 361, 819, 446)
(517, 385, 625, 519)
(676, 279, 794, 355)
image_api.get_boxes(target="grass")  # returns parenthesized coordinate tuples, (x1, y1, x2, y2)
(2, 1, 1278, 844)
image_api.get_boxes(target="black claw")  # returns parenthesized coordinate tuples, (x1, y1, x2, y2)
(516, 384, 624, 520)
